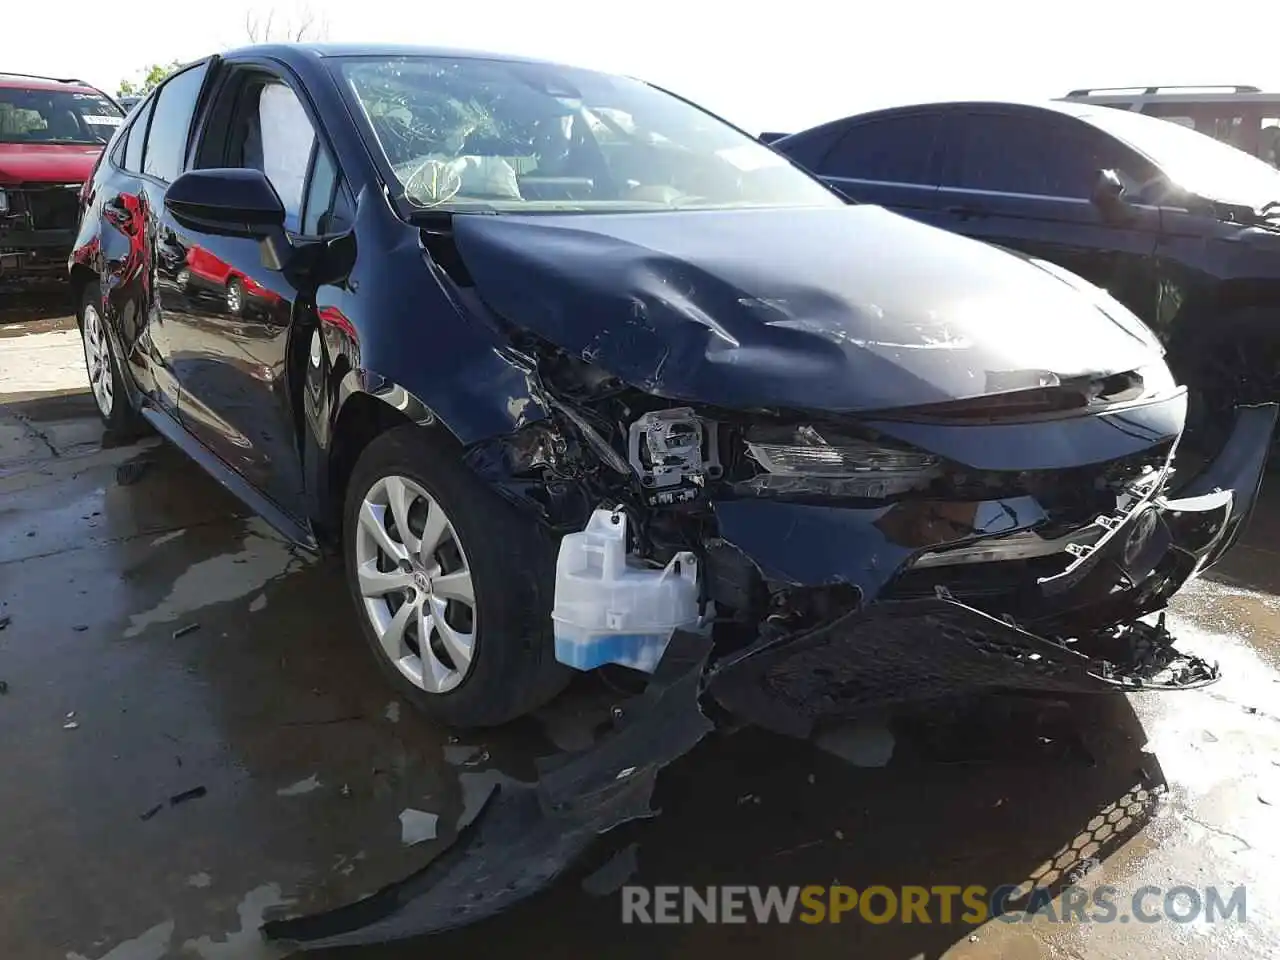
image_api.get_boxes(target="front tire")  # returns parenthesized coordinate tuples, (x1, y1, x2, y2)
(342, 425, 569, 727)
(78, 282, 145, 438)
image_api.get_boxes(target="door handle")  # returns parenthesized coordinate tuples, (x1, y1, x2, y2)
(945, 205, 988, 220)
(102, 197, 130, 226)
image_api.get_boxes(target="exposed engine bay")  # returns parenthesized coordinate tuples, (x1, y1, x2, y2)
(466, 337, 1274, 737)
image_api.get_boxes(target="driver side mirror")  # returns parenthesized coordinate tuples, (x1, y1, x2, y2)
(165, 168, 285, 239)
(1091, 168, 1129, 217)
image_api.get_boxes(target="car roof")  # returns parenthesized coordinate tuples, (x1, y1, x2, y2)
(0, 72, 102, 95)
(221, 42, 573, 69)
(777, 99, 1132, 142)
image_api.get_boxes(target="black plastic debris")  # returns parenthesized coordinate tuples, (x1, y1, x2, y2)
(115, 460, 151, 486)
(263, 629, 713, 949)
(580, 842, 640, 897)
(170, 786, 207, 806)
(140, 786, 208, 821)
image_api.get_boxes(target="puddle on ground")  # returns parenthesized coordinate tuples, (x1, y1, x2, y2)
(814, 719, 896, 767)
(124, 520, 302, 637)
(398, 809, 440, 846)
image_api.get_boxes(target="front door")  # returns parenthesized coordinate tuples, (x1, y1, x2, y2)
(159, 66, 327, 517)
(934, 110, 1163, 323)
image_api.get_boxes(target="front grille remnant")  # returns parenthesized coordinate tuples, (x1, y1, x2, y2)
(9, 185, 81, 231)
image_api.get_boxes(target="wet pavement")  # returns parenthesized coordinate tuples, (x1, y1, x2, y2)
(1, 310, 1278, 959)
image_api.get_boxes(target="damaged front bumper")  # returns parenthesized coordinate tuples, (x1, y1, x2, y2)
(263, 405, 1275, 948)
(705, 404, 1276, 736)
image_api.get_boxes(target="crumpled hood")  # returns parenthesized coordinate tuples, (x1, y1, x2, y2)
(0, 143, 101, 185)
(451, 204, 1161, 413)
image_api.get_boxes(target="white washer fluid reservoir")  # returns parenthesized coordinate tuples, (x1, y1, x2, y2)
(552, 508, 700, 673)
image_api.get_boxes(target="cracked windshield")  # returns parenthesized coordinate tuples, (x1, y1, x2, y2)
(339, 56, 841, 211)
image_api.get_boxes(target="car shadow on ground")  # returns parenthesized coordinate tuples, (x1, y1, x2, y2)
(310, 691, 1162, 958)
(0, 285, 72, 328)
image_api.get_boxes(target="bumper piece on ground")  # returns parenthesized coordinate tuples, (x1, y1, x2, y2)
(262, 631, 713, 948)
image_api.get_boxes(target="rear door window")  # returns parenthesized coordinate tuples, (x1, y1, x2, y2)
(122, 97, 154, 172)
(819, 114, 944, 185)
(142, 62, 209, 183)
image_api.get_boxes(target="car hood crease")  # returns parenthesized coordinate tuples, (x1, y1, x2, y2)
(450, 204, 1159, 413)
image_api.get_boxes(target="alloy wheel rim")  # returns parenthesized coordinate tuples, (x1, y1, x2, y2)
(227, 283, 242, 314)
(82, 304, 114, 418)
(354, 474, 477, 693)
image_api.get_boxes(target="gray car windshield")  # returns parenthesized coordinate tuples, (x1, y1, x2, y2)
(335, 56, 840, 213)
(0, 88, 123, 144)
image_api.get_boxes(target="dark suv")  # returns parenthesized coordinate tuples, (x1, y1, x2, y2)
(0, 72, 123, 282)
(71, 46, 1271, 735)
(773, 100, 1280, 438)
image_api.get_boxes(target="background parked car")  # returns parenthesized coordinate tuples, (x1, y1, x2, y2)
(772, 100, 1280, 445)
(0, 72, 123, 283)
(1061, 84, 1280, 167)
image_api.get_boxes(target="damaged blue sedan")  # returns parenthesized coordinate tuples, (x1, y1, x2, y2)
(72, 43, 1274, 738)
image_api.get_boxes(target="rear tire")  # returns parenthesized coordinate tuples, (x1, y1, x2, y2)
(77, 281, 146, 439)
(342, 424, 569, 728)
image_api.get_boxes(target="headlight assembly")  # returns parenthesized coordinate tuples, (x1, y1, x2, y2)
(1133, 361, 1178, 397)
(628, 407, 722, 506)
(738, 424, 942, 499)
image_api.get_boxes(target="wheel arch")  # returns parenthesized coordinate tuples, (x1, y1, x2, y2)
(69, 263, 98, 321)
(318, 369, 467, 543)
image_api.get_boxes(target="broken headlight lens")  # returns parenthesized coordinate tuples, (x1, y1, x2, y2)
(738, 425, 942, 498)
(628, 407, 722, 505)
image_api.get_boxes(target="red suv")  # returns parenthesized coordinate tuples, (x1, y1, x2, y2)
(0, 72, 123, 282)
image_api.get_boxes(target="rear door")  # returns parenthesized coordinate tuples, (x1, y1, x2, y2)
(94, 66, 215, 416)
(95, 96, 154, 398)
(807, 112, 949, 227)
(934, 109, 1163, 321)
(160, 60, 354, 518)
